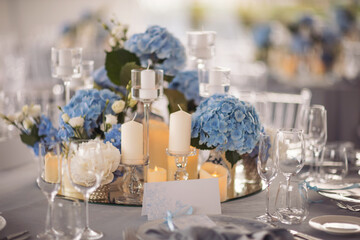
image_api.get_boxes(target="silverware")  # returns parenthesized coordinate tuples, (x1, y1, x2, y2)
(290, 230, 322, 240)
(334, 200, 360, 212)
(0, 230, 29, 240)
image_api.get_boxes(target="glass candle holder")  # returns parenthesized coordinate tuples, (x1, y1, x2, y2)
(81, 60, 94, 89)
(199, 66, 231, 97)
(51, 47, 82, 104)
(166, 147, 197, 181)
(187, 31, 216, 61)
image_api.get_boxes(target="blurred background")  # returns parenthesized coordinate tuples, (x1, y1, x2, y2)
(1, 0, 360, 146)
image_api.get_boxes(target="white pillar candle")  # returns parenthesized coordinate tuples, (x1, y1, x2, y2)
(148, 166, 167, 182)
(121, 120, 144, 165)
(168, 109, 191, 154)
(139, 69, 157, 99)
(200, 162, 228, 202)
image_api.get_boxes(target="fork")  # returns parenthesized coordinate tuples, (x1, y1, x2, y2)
(334, 200, 360, 212)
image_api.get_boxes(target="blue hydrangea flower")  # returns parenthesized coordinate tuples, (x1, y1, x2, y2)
(169, 70, 202, 105)
(191, 94, 263, 155)
(124, 25, 186, 76)
(31, 115, 60, 156)
(104, 123, 121, 151)
(92, 66, 127, 95)
(252, 23, 271, 49)
(58, 89, 121, 140)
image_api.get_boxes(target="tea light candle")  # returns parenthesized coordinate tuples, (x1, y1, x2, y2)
(148, 166, 167, 182)
(44, 152, 60, 183)
(121, 120, 144, 165)
(139, 69, 157, 99)
(168, 108, 191, 154)
(200, 162, 228, 202)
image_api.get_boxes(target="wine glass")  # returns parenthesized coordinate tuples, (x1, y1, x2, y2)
(274, 128, 305, 223)
(302, 105, 327, 182)
(256, 133, 278, 223)
(66, 140, 104, 240)
(36, 142, 62, 239)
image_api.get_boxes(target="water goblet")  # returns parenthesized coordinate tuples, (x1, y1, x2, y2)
(256, 133, 278, 223)
(301, 105, 327, 181)
(36, 142, 62, 239)
(320, 145, 348, 182)
(67, 140, 104, 240)
(275, 128, 305, 224)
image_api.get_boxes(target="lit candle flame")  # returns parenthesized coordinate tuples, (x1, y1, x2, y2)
(154, 166, 158, 171)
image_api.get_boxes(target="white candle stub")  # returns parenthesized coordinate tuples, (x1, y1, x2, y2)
(199, 162, 228, 202)
(148, 166, 167, 182)
(139, 69, 157, 99)
(121, 120, 144, 165)
(168, 109, 191, 154)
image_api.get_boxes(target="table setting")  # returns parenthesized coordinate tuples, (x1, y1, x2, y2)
(1, 11, 360, 240)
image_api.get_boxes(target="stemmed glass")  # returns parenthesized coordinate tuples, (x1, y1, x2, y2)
(36, 142, 62, 239)
(66, 140, 104, 240)
(275, 128, 305, 221)
(256, 133, 278, 223)
(302, 105, 327, 181)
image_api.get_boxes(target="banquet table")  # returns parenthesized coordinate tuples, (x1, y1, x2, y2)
(1, 137, 360, 240)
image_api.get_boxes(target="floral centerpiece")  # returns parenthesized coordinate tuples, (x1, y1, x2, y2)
(0, 104, 59, 156)
(191, 94, 263, 167)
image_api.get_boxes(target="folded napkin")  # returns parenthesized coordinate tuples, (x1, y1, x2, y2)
(145, 227, 293, 240)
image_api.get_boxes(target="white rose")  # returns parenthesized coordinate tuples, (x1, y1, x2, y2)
(70, 140, 120, 186)
(108, 37, 117, 47)
(68, 116, 84, 128)
(29, 104, 41, 118)
(22, 105, 29, 116)
(61, 113, 70, 123)
(15, 112, 24, 122)
(111, 100, 125, 114)
(23, 118, 33, 130)
(105, 114, 117, 125)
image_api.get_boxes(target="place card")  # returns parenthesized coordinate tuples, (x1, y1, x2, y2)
(142, 178, 221, 220)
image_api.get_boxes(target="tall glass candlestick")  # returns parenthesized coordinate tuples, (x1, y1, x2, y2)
(51, 47, 82, 104)
(131, 69, 163, 172)
(166, 147, 197, 180)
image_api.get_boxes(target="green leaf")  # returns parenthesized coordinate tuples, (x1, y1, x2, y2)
(105, 49, 140, 87)
(20, 126, 40, 147)
(163, 89, 188, 114)
(225, 150, 242, 168)
(190, 136, 213, 150)
(164, 74, 174, 83)
(120, 62, 141, 88)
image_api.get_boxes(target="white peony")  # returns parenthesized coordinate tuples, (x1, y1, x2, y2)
(23, 118, 33, 130)
(111, 100, 125, 114)
(68, 116, 84, 128)
(28, 104, 41, 118)
(69, 140, 120, 186)
(61, 113, 70, 123)
(105, 114, 117, 125)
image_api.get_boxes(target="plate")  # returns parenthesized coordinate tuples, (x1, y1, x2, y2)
(318, 191, 360, 204)
(0, 216, 6, 231)
(137, 215, 270, 239)
(309, 215, 360, 235)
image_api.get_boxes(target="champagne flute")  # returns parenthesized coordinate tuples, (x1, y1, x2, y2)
(67, 140, 104, 240)
(303, 105, 327, 181)
(36, 142, 62, 239)
(275, 128, 305, 221)
(256, 133, 278, 223)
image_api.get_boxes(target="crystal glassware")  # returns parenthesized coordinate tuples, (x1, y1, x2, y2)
(66, 140, 104, 240)
(198, 66, 231, 98)
(255, 133, 278, 223)
(274, 128, 305, 224)
(320, 145, 348, 182)
(36, 142, 62, 239)
(131, 69, 163, 169)
(166, 147, 197, 180)
(302, 105, 327, 182)
(51, 47, 82, 104)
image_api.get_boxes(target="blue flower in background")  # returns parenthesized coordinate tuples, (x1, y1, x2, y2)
(335, 6, 355, 35)
(252, 23, 271, 48)
(93, 66, 127, 96)
(104, 123, 122, 151)
(124, 25, 186, 76)
(191, 94, 263, 155)
(58, 89, 121, 140)
(168, 70, 202, 105)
